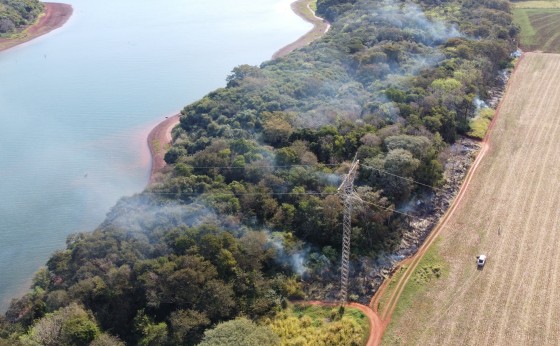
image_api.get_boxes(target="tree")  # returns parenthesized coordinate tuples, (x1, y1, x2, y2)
(262, 117, 293, 147)
(168, 309, 209, 345)
(199, 317, 280, 346)
(89, 333, 125, 346)
(20, 303, 99, 346)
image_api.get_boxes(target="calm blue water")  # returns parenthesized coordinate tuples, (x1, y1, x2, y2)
(0, 0, 309, 311)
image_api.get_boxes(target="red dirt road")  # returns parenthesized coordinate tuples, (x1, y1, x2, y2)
(0, 3, 73, 53)
(369, 56, 526, 344)
(298, 301, 383, 346)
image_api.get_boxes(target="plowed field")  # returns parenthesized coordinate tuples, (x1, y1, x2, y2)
(514, 8, 560, 52)
(383, 52, 560, 345)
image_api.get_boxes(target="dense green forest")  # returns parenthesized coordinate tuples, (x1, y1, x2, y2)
(1, 0, 517, 344)
(0, 0, 43, 34)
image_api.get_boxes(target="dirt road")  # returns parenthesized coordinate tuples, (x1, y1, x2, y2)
(301, 301, 383, 346)
(382, 52, 560, 344)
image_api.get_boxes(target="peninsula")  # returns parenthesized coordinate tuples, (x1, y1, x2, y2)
(147, 0, 330, 184)
(0, 2, 72, 53)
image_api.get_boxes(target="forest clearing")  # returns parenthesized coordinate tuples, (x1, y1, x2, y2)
(382, 52, 560, 344)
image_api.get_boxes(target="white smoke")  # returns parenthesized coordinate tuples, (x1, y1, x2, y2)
(268, 232, 309, 275)
(473, 96, 488, 111)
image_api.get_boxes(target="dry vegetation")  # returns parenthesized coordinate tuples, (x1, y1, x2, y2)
(383, 52, 560, 345)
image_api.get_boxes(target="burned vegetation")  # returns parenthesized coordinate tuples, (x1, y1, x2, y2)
(1, 0, 517, 344)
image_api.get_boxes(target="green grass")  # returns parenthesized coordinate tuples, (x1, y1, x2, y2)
(468, 108, 495, 140)
(383, 239, 449, 344)
(309, 0, 317, 12)
(513, 9, 537, 47)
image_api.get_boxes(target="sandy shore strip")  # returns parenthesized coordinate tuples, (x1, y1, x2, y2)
(272, 0, 330, 59)
(147, 114, 180, 184)
(147, 0, 330, 183)
(0, 3, 73, 53)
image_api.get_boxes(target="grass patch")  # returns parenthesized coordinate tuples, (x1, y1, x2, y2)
(266, 303, 370, 345)
(151, 139, 161, 153)
(512, 7, 560, 52)
(468, 108, 495, 140)
(513, 9, 537, 47)
(512, 0, 560, 9)
(310, 0, 317, 12)
(382, 239, 448, 343)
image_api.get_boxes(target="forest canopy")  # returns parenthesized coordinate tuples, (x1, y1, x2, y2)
(1, 0, 517, 344)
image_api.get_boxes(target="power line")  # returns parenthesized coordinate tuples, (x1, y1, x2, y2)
(180, 163, 339, 169)
(141, 191, 337, 197)
(364, 165, 448, 193)
(166, 161, 446, 193)
(338, 157, 359, 304)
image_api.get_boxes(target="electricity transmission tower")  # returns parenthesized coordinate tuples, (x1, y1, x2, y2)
(338, 158, 359, 304)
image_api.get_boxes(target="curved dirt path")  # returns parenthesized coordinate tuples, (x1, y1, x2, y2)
(369, 54, 527, 343)
(0, 3, 73, 53)
(298, 301, 383, 346)
(272, 0, 330, 59)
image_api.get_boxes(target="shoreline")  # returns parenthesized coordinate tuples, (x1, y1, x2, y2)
(0, 3, 73, 53)
(146, 0, 330, 183)
(147, 114, 180, 185)
(272, 0, 330, 59)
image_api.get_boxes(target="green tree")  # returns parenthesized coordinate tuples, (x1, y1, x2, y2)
(199, 317, 280, 346)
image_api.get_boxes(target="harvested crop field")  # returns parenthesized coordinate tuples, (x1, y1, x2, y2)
(383, 52, 560, 345)
(513, 7, 560, 52)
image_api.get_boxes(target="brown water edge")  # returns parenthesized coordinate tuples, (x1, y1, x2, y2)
(147, 113, 180, 184)
(0, 3, 73, 53)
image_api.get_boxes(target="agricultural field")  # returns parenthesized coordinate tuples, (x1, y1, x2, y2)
(382, 53, 560, 344)
(513, 1, 560, 52)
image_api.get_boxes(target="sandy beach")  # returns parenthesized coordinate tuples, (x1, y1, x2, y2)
(146, 0, 330, 183)
(272, 0, 330, 59)
(147, 114, 180, 184)
(0, 3, 73, 53)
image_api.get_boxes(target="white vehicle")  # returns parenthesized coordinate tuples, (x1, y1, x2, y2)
(477, 255, 487, 267)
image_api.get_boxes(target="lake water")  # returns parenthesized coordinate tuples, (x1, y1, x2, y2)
(0, 0, 309, 311)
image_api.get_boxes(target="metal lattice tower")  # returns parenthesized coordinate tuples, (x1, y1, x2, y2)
(338, 158, 359, 304)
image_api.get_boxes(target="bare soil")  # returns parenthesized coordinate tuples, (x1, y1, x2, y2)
(0, 3, 73, 53)
(383, 52, 560, 345)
